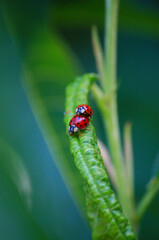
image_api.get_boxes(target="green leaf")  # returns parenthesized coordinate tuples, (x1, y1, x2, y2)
(0, 140, 48, 240)
(137, 152, 159, 222)
(0, 139, 32, 209)
(64, 74, 135, 240)
(1, 0, 87, 220)
(137, 173, 159, 222)
(21, 26, 87, 215)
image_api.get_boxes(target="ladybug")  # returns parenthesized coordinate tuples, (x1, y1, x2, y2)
(68, 115, 89, 135)
(75, 104, 93, 118)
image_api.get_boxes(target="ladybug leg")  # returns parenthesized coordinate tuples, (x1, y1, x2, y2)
(84, 128, 90, 131)
(78, 130, 83, 136)
(84, 122, 91, 131)
(95, 149, 99, 154)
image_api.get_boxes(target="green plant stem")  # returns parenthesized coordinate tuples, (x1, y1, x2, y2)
(104, 0, 119, 92)
(124, 123, 134, 202)
(92, 0, 136, 228)
(104, 101, 128, 212)
(91, 85, 130, 218)
(103, 0, 131, 217)
(137, 177, 159, 222)
(98, 103, 131, 218)
(124, 123, 136, 222)
(92, 26, 105, 86)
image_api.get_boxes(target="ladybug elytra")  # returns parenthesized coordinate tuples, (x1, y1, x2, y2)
(68, 115, 89, 135)
(75, 104, 93, 118)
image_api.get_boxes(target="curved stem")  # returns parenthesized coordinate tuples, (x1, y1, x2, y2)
(137, 177, 159, 222)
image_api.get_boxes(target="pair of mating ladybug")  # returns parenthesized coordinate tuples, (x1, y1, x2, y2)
(68, 104, 93, 135)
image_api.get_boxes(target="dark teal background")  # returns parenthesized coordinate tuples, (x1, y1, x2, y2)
(0, 0, 159, 239)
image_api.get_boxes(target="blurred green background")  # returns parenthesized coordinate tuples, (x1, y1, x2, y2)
(0, 0, 159, 239)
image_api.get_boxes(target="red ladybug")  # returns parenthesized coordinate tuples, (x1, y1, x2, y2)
(68, 115, 89, 135)
(75, 104, 93, 118)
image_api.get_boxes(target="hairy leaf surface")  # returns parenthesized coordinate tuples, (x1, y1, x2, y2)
(64, 74, 135, 240)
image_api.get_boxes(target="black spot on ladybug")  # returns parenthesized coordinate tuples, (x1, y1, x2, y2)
(80, 125, 82, 127)
(83, 119, 85, 121)
(85, 123, 87, 126)
(77, 122, 79, 124)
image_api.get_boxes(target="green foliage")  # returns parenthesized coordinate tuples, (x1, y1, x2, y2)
(0, 140, 32, 208)
(64, 74, 135, 240)
(1, 0, 88, 221)
(1, 0, 159, 239)
(137, 174, 159, 222)
(0, 140, 48, 240)
(22, 27, 87, 215)
(53, 0, 159, 39)
(91, 1, 159, 234)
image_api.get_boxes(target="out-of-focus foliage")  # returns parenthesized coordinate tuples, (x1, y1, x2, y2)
(2, 0, 87, 215)
(0, 0, 159, 239)
(0, 140, 48, 240)
(23, 26, 86, 209)
(52, 0, 159, 38)
(0, 0, 90, 239)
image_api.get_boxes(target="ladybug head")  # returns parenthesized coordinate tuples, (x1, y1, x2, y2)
(68, 125, 78, 135)
(76, 106, 85, 115)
